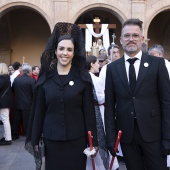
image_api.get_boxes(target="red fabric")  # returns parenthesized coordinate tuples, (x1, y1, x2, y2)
(32, 73, 38, 80)
(94, 103, 105, 106)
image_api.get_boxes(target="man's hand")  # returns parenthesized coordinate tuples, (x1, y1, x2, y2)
(161, 140, 170, 157)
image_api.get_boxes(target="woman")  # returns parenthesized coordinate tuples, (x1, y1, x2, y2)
(0, 63, 12, 145)
(25, 22, 98, 170)
(86, 56, 119, 170)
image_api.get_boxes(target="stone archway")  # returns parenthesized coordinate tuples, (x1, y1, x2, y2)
(147, 10, 170, 59)
(0, 2, 53, 31)
(0, 6, 51, 65)
(144, 1, 170, 37)
(73, 7, 125, 55)
(70, 2, 128, 24)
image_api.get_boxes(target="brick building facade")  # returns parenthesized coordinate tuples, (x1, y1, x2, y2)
(0, 0, 170, 65)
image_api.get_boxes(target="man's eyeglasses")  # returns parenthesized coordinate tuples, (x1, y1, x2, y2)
(121, 34, 142, 40)
(99, 60, 106, 63)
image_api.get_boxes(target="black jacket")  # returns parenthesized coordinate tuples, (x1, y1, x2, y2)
(105, 53, 170, 146)
(31, 66, 98, 146)
(12, 73, 36, 110)
(0, 74, 11, 108)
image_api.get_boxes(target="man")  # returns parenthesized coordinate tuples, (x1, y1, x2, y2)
(148, 44, 164, 58)
(32, 66, 40, 81)
(8, 64, 14, 76)
(98, 44, 120, 91)
(105, 18, 170, 170)
(148, 44, 170, 77)
(107, 44, 120, 63)
(94, 53, 108, 77)
(10, 62, 21, 85)
(11, 63, 36, 140)
(98, 53, 108, 69)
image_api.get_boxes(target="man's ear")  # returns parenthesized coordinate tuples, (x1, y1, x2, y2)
(90, 62, 93, 68)
(120, 37, 122, 44)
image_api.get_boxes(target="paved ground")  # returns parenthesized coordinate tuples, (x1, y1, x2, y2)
(0, 124, 127, 170)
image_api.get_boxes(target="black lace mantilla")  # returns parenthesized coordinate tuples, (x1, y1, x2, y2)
(39, 22, 86, 78)
(25, 142, 42, 170)
(93, 86, 110, 170)
(25, 22, 107, 169)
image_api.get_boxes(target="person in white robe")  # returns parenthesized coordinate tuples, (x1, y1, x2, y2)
(98, 44, 123, 159)
(86, 55, 119, 170)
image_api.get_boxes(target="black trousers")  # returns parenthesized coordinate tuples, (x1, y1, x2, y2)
(121, 120, 168, 170)
(44, 136, 87, 170)
(11, 109, 30, 137)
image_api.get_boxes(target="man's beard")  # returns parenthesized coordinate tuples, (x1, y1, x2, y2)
(124, 44, 139, 54)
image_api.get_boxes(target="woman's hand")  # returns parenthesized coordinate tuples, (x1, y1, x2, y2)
(33, 145, 40, 159)
(91, 146, 99, 158)
(83, 146, 99, 158)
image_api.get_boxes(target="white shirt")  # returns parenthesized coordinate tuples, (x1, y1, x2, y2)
(98, 64, 107, 99)
(10, 70, 20, 86)
(124, 51, 142, 82)
(165, 59, 170, 78)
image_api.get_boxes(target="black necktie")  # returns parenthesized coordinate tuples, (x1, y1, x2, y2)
(127, 58, 138, 94)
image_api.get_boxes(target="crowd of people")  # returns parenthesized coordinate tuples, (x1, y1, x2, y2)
(0, 62, 39, 144)
(0, 18, 170, 170)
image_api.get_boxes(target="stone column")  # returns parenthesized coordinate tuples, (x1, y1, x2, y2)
(53, 0, 68, 23)
(131, 0, 146, 22)
(0, 50, 11, 65)
(131, 0, 149, 52)
(142, 39, 150, 52)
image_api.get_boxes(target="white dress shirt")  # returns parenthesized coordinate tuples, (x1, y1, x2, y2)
(98, 64, 107, 98)
(10, 70, 20, 86)
(165, 59, 170, 78)
(124, 51, 142, 82)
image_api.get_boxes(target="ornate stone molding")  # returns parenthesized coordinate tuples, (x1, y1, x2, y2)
(69, 1, 130, 24)
(0, 1, 53, 31)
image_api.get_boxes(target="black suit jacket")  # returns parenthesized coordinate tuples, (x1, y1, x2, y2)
(12, 73, 36, 110)
(0, 75, 11, 108)
(105, 53, 170, 147)
(31, 66, 98, 146)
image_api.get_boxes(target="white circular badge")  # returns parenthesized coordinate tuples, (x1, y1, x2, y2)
(144, 62, 149, 67)
(69, 81, 74, 86)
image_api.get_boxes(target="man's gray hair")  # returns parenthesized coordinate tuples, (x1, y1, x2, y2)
(22, 63, 32, 74)
(148, 44, 164, 56)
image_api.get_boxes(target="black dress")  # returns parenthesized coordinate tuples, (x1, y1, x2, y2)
(30, 67, 98, 170)
(43, 75, 86, 170)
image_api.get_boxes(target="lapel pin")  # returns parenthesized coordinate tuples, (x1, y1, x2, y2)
(69, 81, 74, 86)
(144, 62, 149, 67)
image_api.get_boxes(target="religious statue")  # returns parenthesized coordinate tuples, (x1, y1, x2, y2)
(97, 39, 105, 51)
(111, 33, 116, 44)
(91, 42, 99, 57)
